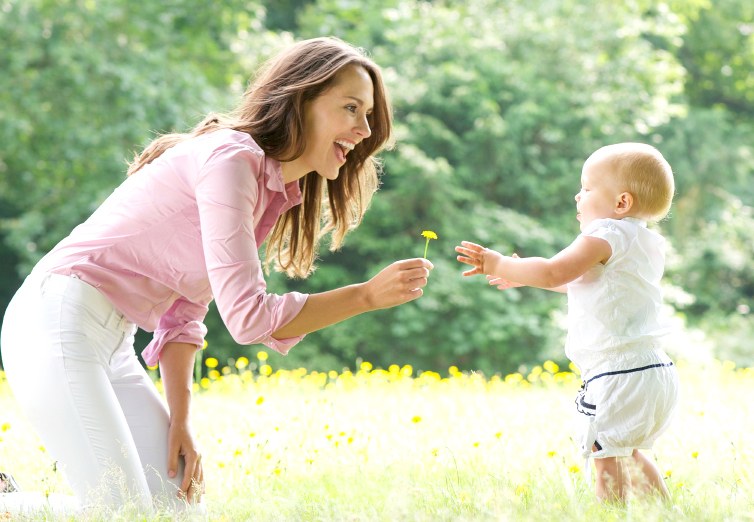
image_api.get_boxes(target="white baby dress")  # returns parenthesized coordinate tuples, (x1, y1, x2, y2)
(565, 217, 680, 462)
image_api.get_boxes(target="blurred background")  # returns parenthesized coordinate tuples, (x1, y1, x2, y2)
(1, 0, 752, 377)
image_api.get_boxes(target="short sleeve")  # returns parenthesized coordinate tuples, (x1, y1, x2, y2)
(580, 219, 626, 261)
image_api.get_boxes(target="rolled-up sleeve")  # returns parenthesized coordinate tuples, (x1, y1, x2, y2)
(195, 145, 308, 354)
(142, 296, 210, 367)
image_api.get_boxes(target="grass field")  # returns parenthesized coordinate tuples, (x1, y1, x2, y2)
(1, 356, 754, 521)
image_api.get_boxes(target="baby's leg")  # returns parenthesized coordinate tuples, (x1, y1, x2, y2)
(628, 450, 669, 500)
(593, 455, 631, 503)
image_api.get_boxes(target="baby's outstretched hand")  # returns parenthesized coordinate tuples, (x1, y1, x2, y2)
(486, 253, 524, 289)
(455, 241, 504, 277)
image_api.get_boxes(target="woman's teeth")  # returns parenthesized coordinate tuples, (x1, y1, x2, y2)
(335, 140, 355, 153)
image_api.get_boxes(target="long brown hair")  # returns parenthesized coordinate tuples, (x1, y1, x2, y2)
(128, 37, 394, 278)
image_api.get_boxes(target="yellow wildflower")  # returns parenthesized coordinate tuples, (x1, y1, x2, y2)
(205, 358, 218, 368)
(236, 357, 249, 369)
(421, 231, 437, 258)
(202, 340, 207, 349)
(39, 446, 46, 452)
(1, 423, 10, 432)
(495, 432, 502, 438)
(257, 351, 268, 361)
(412, 416, 422, 423)
(692, 451, 699, 459)
(665, 470, 672, 477)
(569, 465, 580, 473)
(360, 361, 372, 372)
(473, 442, 480, 448)
(256, 396, 264, 405)
(260, 365, 272, 376)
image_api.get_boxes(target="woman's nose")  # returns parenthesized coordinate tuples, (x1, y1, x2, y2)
(356, 116, 371, 139)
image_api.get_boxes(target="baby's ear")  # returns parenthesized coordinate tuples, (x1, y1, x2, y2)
(615, 192, 634, 215)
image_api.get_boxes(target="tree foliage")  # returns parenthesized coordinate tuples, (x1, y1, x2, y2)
(1, 0, 752, 374)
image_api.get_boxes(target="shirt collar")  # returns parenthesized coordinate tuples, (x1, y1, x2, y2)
(264, 156, 303, 208)
(623, 216, 647, 228)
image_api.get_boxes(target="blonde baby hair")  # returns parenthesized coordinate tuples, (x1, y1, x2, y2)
(587, 143, 675, 221)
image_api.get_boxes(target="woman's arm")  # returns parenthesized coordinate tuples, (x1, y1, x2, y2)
(272, 258, 432, 339)
(159, 342, 204, 503)
(456, 235, 611, 289)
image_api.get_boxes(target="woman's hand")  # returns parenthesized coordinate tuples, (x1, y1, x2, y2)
(363, 258, 434, 310)
(168, 417, 204, 504)
(455, 241, 505, 277)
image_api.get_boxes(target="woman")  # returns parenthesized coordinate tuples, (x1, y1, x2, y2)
(0, 37, 433, 512)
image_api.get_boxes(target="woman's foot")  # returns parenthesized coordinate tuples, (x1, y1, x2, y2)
(0, 473, 21, 493)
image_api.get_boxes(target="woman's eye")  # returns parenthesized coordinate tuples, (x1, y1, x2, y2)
(346, 105, 357, 113)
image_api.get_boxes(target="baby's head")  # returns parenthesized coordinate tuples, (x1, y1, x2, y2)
(576, 143, 674, 229)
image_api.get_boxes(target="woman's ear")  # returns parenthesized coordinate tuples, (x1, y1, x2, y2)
(615, 192, 634, 215)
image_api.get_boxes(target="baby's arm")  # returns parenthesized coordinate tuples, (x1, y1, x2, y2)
(486, 275, 567, 293)
(455, 235, 611, 290)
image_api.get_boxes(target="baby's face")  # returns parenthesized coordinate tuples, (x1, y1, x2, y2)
(574, 160, 623, 231)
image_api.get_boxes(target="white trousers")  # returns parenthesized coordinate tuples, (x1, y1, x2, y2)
(0, 272, 186, 512)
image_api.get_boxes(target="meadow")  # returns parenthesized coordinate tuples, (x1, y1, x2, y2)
(1, 353, 754, 521)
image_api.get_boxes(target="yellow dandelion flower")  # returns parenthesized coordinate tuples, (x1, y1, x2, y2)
(306, 458, 314, 465)
(273, 469, 281, 475)
(208, 370, 220, 380)
(328, 371, 338, 379)
(339, 431, 345, 436)
(205, 358, 218, 368)
(449, 366, 458, 375)
(692, 451, 699, 459)
(335, 441, 339, 448)
(495, 432, 502, 438)
(250, 432, 256, 438)
(473, 442, 480, 448)
(347, 437, 353, 444)
(677, 483, 684, 488)
(217, 462, 225, 468)
(221, 366, 231, 375)
(236, 357, 249, 369)
(1, 423, 10, 432)
(265, 454, 271, 460)
(360, 361, 372, 372)
(257, 351, 268, 361)
(569, 465, 580, 473)
(431, 448, 438, 457)
(260, 365, 272, 376)
(326, 435, 332, 440)
(256, 396, 264, 405)
(411, 416, 422, 423)
(665, 470, 672, 477)
(202, 340, 208, 349)
(548, 451, 557, 457)
(234, 449, 243, 457)
(0, 436, 3, 443)
(421, 231, 437, 258)
(39, 446, 46, 453)
(200, 378, 210, 389)
(543, 360, 559, 373)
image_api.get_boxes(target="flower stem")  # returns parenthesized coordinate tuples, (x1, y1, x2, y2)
(423, 238, 430, 259)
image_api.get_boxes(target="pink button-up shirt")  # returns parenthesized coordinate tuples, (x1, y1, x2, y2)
(35, 129, 308, 367)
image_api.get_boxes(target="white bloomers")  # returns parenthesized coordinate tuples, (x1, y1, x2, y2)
(574, 349, 680, 461)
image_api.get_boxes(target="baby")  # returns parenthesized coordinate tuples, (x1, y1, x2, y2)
(456, 143, 679, 502)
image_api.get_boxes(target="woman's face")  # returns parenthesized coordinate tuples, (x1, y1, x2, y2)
(301, 65, 374, 180)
